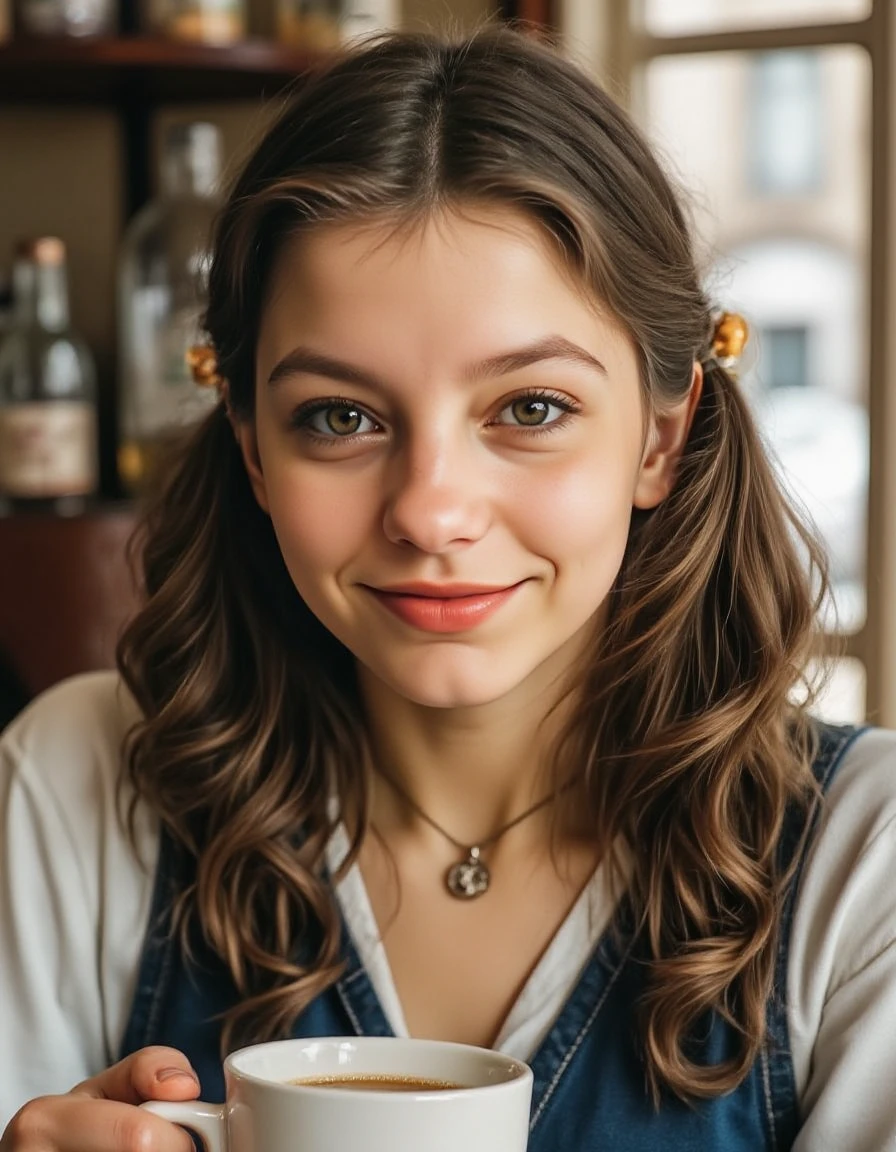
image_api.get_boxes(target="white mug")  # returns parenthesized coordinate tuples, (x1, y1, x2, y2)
(142, 1036, 533, 1152)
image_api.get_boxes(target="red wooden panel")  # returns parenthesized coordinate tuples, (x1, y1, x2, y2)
(509, 0, 555, 28)
(0, 508, 141, 698)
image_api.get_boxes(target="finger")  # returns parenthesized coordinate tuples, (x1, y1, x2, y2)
(4, 1095, 195, 1152)
(72, 1048, 200, 1105)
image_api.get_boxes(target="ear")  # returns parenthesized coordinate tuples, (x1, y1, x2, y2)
(232, 417, 271, 515)
(633, 361, 703, 511)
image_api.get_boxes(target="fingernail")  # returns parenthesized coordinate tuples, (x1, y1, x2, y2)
(157, 1068, 199, 1083)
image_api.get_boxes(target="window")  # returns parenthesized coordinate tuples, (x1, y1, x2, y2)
(558, 0, 894, 726)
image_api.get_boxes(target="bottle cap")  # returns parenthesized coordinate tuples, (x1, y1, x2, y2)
(15, 237, 66, 265)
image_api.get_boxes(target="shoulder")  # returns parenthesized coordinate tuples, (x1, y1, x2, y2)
(791, 723, 896, 1011)
(0, 671, 148, 858)
(786, 727, 896, 1138)
(787, 726, 896, 1098)
(1, 670, 140, 782)
(813, 724, 896, 874)
(0, 673, 158, 1118)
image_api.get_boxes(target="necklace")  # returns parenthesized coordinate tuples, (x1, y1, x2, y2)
(376, 772, 558, 900)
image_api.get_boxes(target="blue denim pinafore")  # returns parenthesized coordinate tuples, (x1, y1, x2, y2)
(120, 723, 861, 1150)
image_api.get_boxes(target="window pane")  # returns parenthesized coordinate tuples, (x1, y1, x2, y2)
(761, 326, 810, 388)
(639, 0, 869, 36)
(750, 53, 823, 195)
(803, 657, 867, 723)
(638, 47, 870, 633)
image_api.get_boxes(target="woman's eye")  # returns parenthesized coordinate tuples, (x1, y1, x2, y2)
(300, 402, 378, 437)
(494, 394, 572, 428)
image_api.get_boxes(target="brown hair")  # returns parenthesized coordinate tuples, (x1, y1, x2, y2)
(118, 27, 825, 1103)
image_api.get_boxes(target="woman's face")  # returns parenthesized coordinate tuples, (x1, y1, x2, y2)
(242, 206, 695, 712)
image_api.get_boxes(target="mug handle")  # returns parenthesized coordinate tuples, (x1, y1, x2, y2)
(140, 1100, 226, 1152)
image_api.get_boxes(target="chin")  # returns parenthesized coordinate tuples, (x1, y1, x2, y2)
(407, 688, 506, 710)
(377, 661, 522, 711)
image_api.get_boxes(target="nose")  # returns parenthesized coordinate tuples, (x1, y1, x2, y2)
(381, 432, 491, 554)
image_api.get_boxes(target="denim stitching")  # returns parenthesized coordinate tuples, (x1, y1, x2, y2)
(816, 727, 860, 793)
(335, 980, 366, 1035)
(141, 834, 186, 1046)
(143, 924, 177, 1043)
(759, 1043, 778, 1152)
(119, 827, 180, 1054)
(529, 931, 639, 1132)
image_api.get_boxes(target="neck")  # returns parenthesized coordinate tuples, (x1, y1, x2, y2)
(357, 665, 576, 849)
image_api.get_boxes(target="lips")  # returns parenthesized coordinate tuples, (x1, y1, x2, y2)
(365, 581, 524, 633)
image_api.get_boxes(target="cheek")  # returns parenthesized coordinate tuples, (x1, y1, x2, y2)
(514, 449, 639, 561)
(262, 460, 379, 583)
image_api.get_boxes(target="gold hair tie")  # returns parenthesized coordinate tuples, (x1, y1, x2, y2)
(186, 343, 227, 394)
(711, 311, 749, 367)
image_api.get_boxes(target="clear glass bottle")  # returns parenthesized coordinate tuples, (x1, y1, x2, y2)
(142, 0, 245, 43)
(276, 0, 340, 48)
(339, 0, 398, 41)
(117, 122, 222, 496)
(15, 0, 116, 37)
(0, 237, 99, 516)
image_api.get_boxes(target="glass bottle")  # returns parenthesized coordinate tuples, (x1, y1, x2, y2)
(275, 0, 340, 48)
(339, 0, 398, 40)
(142, 0, 245, 43)
(15, 0, 116, 37)
(117, 122, 222, 496)
(0, 237, 99, 516)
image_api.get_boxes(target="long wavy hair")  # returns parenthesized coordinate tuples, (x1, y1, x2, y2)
(117, 27, 827, 1103)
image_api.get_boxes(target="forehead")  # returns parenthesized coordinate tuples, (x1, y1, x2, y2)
(262, 203, 602, 317)
(254, 203, 640, 391)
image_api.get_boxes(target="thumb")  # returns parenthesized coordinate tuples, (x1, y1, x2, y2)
(72, 1047, 201, 1105)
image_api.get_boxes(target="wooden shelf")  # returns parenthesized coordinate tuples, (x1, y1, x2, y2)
(0, 36, 328, 102)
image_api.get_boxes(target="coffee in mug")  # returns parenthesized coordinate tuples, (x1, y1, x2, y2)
(289, 1073, 462, 1091)
(141, 1036, 533, 1152)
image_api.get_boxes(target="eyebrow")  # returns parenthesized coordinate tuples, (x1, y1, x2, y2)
(267, 336, 607, 390)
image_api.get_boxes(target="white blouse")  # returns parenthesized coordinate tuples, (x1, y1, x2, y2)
(2, 672, 896, 1150)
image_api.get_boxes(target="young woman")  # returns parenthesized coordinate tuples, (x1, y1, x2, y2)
(2, 27, 895, 1152)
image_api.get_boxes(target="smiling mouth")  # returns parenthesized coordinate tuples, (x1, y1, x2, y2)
(364, 582, 524, 633)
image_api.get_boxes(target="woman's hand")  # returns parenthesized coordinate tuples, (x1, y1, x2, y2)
(1, 1047, 200, 1152)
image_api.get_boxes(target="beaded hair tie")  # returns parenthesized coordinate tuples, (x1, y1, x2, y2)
(709, 311, 749, 370)
(186, 344, 227, 394)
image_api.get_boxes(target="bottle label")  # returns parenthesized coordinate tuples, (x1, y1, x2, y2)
(0, 401, 97, 498)
(161, 0, 245, 42)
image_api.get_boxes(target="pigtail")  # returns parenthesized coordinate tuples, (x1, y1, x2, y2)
(117, 406, 364, 1048)
(555, 359, 824, 1101)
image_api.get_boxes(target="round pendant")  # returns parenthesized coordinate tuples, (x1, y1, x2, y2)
(446, 849, 490, 899)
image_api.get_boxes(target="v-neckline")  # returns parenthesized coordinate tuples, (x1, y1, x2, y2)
(326, 823, 625, 1059)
